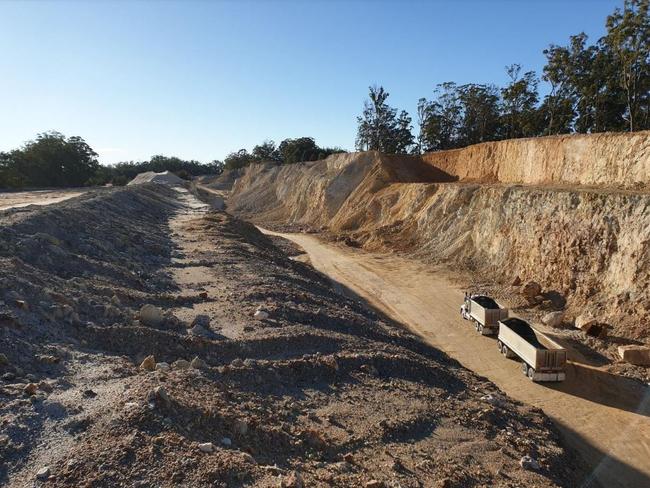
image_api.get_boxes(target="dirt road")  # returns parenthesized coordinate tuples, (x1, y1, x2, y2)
(265, 230, 650, 488)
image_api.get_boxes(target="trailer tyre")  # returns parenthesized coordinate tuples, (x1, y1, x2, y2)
(527, 367, 536, 381)
(501, 344, 508, 356)
(497, 340, 503, 351)
(521, 362, 529, 375)
(475, 322, 480, 332)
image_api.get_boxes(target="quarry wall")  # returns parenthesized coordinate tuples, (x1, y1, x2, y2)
(229, 132, 650, 340)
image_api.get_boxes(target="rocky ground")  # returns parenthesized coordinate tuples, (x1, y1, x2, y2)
(0, 184, 585, 487)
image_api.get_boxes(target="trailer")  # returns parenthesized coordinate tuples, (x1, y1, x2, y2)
(497, 318, 567, 382)
(460, 293, 508, 335)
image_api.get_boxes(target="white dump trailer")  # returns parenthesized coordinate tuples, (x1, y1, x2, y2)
(497, 318, 567, 382)
(460, 294, 508, 335)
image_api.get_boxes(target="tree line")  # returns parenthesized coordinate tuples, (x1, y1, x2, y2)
(0, 132, 222, 189)
(356, 0, 649, 154)
(222, 137, 344, 170)
(0, 132, 342, 189)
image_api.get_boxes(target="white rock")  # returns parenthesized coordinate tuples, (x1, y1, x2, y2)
(253, 310, 269, 320)
(36, 466, 50, 480)
(139, 304, 164, 327)
(156, 362, 171, 372)
(542, 311, 564, 328)
(198, 442, 215, 453)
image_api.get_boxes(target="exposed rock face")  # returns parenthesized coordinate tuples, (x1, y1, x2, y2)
(229, 132, 650, 342)
(421, 131, 650, 189)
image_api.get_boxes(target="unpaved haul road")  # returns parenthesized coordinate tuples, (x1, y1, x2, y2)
(263, 230, 650, 488)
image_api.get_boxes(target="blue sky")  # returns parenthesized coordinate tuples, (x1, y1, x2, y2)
(1, 0, 620, 164)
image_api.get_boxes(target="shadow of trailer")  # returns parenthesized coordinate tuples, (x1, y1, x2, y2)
(497, 317, 567, 382)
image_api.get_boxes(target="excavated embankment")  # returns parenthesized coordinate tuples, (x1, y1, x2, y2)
(0, 185, 581, 487)
(228, 133, 650, 348)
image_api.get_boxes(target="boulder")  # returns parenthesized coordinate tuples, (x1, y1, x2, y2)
(522, 281, 542, 301)
(36, 466, 51, 481)
(140, 355, 156, 371)
(192, 314, 211, 327)
(519, 455, 539, 470)
(253, 309, 269, 321)
(190, 357, 208, 370)
(617, 345, 650, 366)
(139, 304, 164, 327)
(542, 311, 564, 328)
(172, 359, 190, 370)
(575, 315, 598, 333)
(198, 442, 215, 453)
(155, 362, 171, 372)
(24, 383, 38, 395)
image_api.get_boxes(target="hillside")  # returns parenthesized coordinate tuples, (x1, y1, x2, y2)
(228, 132, 650, 364)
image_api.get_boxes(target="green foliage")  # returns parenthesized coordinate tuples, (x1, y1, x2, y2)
(224, 138, 344, 170)
(355, 86, 414, 154)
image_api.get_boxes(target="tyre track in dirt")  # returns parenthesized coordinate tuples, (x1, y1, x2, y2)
(262, 229, 650, 488)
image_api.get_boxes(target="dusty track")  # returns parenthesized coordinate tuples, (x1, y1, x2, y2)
(264, 230, 650, 488)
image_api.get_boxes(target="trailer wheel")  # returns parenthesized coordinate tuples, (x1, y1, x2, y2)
(527, 367, 536, 381)
(478, 324, 484, 334)
(521, 362, 529, 375)
(497, 340, 503, 351)
(475, 322, 480, 332)
(501, 344, 509, 356)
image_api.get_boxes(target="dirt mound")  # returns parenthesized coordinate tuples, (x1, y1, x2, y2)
(128, 170, 185, 186)
(0, 186, 581, 487)
(228, 134, 650, 351)
(422, 131, 650, 189)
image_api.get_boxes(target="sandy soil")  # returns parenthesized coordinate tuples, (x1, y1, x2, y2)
(0, 189, 87, 211)
(0, 185, 582, 487)
(263, 230, 650, 488)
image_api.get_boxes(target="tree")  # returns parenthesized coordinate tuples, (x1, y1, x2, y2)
(11, 131, 99, 187)
(252, 140, 281, 162)
(501, 64, 541, 138)
(224, 149, 256, 170)
(356, 85, 414, 154)
(456, 84, 501, 146)
(604, 0, 650, 131)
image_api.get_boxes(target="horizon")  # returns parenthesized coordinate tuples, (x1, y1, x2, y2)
(1, 0, 621, 165)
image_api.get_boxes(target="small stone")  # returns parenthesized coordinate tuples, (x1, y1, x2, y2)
(364, 481, 383, 488)
(198, 442, 215, 453)
(24, 383, 38, 395)
(511, 276, 522, 286)
(36, 466, 50, 480)
(542, 311, 564, 328)
(151, 386, 171, 406)
(192, 314, 210, 327)
(156, 362, 171, 372)
(520, 455, 539, 470)
(253, 309, 269, 321)
(235, 420, 249, 435)
(0, 353, 8, 365)
(343, 452, 354, 463)
(199, 291, 208, 299)
(230, 358, 244, 368)
(38, 381, 53, 393)
(140, 355, 156, 371)
(15, 300, 29, 311)
(243, 325, 254, 332)
(139, 304, 164, 327)
(190, 357, 207, 370)
(82, 388, 97, 398)
(172, 359, 190, 370)
(281, 471, 304, 488)
(221, 437, 232, 446)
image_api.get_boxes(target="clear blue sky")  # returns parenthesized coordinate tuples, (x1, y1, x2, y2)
(0, 0, 620, 164)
